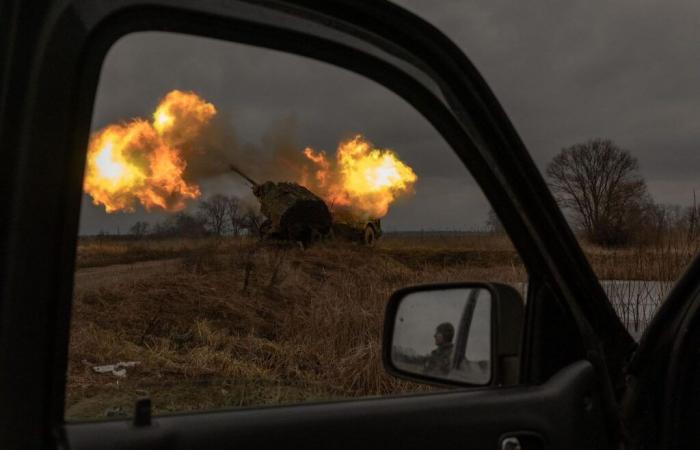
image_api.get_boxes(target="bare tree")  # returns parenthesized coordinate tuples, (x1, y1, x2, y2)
(546, 138, 650, 246)
(485, 208, 505, 234)
(198, 194, 229, 236)
(642, 203, 673, 244)
(242, 205, 265, 237)
(225, 195, 245, 236)
(129, 221, 150, 238)
(152, 212, 208, 238)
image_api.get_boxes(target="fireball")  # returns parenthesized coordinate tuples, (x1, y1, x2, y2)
(302, 135, 417, 218)
(84, 90, 215, 213)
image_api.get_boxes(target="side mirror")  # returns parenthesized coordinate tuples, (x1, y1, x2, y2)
(382, 282, 524, 387)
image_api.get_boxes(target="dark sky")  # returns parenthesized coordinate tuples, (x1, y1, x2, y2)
(79, 1, 700, 235)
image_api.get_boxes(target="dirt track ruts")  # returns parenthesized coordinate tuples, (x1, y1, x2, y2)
(73, 259, 181, 293)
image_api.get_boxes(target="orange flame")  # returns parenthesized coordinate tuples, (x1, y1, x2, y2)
(84, 90, 216, 213)
(301, 135, 417, 218)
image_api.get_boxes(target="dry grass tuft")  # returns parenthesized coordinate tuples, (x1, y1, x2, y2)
(67, 234, 524, 419)
(67, 232, 697, 420)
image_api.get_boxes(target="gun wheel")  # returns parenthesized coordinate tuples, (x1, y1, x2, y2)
(363, 225, 376, 246)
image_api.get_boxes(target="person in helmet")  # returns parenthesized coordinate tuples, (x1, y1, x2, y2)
(423, 322, 455, 376)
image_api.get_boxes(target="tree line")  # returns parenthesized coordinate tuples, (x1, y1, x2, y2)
(488, 138, 698, 247)
(128, 194, 264, 238)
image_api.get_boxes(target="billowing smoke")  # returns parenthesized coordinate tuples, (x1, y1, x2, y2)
(85, 90, 417, 219)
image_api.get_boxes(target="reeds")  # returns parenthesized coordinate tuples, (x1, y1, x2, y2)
(583, 233, 699, 333)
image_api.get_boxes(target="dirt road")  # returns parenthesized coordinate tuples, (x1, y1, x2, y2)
(73, 259, 181, 293)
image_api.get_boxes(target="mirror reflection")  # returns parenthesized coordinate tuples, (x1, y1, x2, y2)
(391, 288, 491, 385)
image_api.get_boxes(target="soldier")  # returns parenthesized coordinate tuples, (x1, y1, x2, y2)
(423, 322, 455, 376)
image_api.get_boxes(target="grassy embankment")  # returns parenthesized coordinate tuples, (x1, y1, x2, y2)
(67, 233, 696, 419)
(67, 234, 522, 419)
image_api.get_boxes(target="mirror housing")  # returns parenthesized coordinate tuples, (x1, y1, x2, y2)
(382, 282, 524, 387)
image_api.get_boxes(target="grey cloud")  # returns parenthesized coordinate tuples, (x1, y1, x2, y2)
(399, 0, 700, 185)
(80, 2, 700, 234)
(82, 30, 474, 234)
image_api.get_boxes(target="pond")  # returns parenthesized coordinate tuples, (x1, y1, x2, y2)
(514, 280, 674, 341)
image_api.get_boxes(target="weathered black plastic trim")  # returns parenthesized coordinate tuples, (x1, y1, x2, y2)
(65, 361, 608, 450)
(0, 0, 634, 448)
(622, 251, 700, 449)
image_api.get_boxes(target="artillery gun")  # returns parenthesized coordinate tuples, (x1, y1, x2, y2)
(229, 164, 382, 246)
(329, 206, 382, 246)
(229, 164, 332, 245)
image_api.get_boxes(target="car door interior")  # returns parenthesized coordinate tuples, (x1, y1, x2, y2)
(621, 253, 700, 449)
(0, 1, 636, 449)
(65, 361, 606, 450)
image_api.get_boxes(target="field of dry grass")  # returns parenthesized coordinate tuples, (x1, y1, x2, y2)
(582, 236, 699, 282)
(66, 232, 697, 420)
(76, 238, 210, 268)
(67, 234, 525, 420)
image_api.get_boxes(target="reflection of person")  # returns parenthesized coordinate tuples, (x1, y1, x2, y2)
(423, 322, 455, 376)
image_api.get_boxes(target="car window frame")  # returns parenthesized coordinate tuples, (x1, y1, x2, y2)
(0, 0, 636, 446)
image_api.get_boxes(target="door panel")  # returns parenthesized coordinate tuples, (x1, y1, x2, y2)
(623, 254, 700, 449)
(1, 1, 628, 449)
(65, 361, 606, 450)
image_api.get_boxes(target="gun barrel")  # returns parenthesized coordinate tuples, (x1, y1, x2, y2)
(229, 164, 258, 187)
